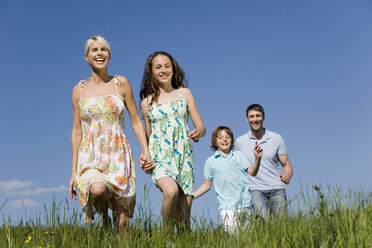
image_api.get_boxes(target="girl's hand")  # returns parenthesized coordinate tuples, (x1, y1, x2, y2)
(139, 151, 154, 174)
(188, 129, 201, 142)
(253, 142, 263, 158)
(69, 176, 77, 200)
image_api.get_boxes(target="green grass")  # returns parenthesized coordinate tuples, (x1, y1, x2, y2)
(1, 185, 371, 248)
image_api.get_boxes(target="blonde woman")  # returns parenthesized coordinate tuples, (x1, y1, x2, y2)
(69, 36, 152, 233)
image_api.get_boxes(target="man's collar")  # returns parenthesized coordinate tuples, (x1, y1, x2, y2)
(248, 129, 270, 142)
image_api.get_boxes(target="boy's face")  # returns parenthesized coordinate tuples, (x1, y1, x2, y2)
(216, 130, 232, 154)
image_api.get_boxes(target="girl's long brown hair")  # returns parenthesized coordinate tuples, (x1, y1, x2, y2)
(140, 51, 188, 105)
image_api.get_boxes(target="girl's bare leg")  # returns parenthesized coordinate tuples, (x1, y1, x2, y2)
(176, 190, 193, 232)
(156, 177, 180, 233)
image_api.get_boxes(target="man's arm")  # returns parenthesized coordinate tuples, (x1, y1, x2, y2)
(278, 154, 293, 184)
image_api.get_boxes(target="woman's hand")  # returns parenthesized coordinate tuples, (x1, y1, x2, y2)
(139, 151, 154, 174)
(69, 176, 77, 200)
(188, 128, 201, 142)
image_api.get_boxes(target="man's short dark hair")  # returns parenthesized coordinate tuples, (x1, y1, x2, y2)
(246, 104, 265, 118)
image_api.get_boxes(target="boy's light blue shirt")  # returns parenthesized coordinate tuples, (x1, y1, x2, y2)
(204, 150, 252, 210)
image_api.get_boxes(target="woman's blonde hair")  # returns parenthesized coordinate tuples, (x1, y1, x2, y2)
(84, 35, 111, 55)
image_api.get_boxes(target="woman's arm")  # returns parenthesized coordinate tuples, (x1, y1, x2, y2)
(246, 142, 263, 176)
(70, 85, 82, 200)
(183, 88, 206, 142)
(118, 76, 153, 173)
(193, 179, 212, 199)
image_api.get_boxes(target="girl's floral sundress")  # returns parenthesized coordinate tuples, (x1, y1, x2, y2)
(76, 75, 135, 221)
(147, 88, 194, 195)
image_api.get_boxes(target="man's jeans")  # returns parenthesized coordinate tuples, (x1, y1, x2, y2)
(251, 189, 287, 220)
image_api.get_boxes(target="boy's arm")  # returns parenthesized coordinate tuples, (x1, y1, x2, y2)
(246, 157, 261, 176)
(246, 142, 263, 176)
(194, 179, 212, 199)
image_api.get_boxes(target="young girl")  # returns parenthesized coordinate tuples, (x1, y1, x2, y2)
(194, 126, 262, 233)
(140, 51, 206, 232)
(69, 36, 152, 233)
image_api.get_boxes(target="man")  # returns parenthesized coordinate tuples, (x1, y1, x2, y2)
(235, 104, 293, 220)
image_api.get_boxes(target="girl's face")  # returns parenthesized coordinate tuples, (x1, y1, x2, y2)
(151, 55, 173, 85)
(216, 130, 232, 154)
(85, 41, 110, 70)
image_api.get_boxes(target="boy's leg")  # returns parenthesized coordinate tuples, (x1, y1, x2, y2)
(220, 209, 237, 234)
(251, 190, 269, 220)
(269, 188, 287, 217)
(240, 207, 253, 230)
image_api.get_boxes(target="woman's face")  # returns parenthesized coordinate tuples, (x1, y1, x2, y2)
(85, 41, 110, 69)
(151, 54, 173, 85)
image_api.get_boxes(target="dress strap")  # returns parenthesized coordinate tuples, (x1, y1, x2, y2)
(78, 78, 89, 100)
(147, 95, 152, 108)
(78, 78, 89, 90)
(180, 87, 183, 99)
(114, 75, 120, 94)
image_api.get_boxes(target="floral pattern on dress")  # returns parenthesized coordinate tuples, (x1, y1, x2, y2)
(147, 95, 194, 196)
(76, 77, 136, 222)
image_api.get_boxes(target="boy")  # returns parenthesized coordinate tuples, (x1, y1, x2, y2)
(194, 126, 263, 233)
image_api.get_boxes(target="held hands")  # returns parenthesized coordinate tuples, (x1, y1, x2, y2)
(188, 129, 201, 142)
(253, 141, 263, 158)
(139, 151, 154, 174)
(69, 176, 77, 200)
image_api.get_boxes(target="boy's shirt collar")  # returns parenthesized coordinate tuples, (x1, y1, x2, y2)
(214, 150, 234, 159)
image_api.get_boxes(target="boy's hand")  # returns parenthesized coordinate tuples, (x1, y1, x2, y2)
(253, 142, 263, 158)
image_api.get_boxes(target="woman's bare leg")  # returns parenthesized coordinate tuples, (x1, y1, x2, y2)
(112, 199, 130, 233)
(89, 182, 111, 228)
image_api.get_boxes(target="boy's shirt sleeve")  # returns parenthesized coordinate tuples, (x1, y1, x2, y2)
(237, 151, 250, 171)
(204, 157, 214, 180)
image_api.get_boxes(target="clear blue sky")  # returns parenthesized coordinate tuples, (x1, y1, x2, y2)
(1, 0, 371, 225)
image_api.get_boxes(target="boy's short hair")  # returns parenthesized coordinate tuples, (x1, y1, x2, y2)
(211, 126, 235, 151)
(246, 103, 265, 118)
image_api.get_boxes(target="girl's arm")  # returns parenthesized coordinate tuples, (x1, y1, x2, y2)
(140, 97, 154, 174)
(246, 142, 263, 176)
(118, 76, 153, 171)
(70, 85, 82, 200)
(140, 98, 152, 139)
(193, 179, 212, 199)
(183, 88, 206, 142)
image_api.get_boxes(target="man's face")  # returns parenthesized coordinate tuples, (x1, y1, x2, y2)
(247, 110, 265, 131)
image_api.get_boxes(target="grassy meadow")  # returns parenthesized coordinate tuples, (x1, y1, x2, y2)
(1, 185, 371, 248)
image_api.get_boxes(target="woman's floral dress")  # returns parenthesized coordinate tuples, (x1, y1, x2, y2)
(147, 88, 194, 195)
(76, 76, 135, 221)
